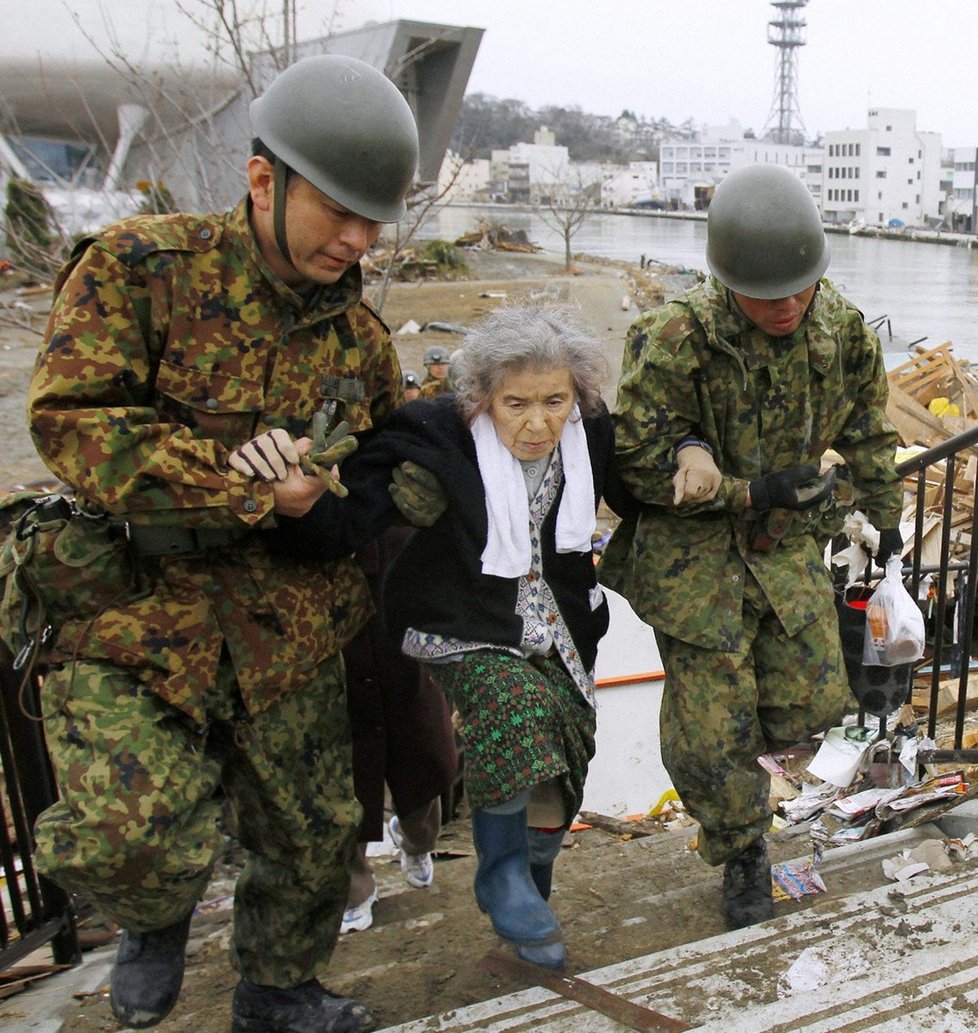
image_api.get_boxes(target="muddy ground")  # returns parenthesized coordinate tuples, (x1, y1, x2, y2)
(1, 244, 891, 1032)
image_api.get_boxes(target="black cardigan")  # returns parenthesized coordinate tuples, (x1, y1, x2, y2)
(271, 394, 630, 674)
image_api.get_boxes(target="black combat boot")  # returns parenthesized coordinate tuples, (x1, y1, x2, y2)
(231, 978, 375, 1033)
(722, 838, 774, 930)
(109, 910, 194, 1028)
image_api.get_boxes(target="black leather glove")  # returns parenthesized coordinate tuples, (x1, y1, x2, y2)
(875, 527, 903, 567)
(749, 465, 837, 512)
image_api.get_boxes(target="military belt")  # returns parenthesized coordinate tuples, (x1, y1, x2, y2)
(126, 523, 250, 557)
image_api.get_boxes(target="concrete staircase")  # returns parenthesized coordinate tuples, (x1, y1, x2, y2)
(376, 812, 978, 1032)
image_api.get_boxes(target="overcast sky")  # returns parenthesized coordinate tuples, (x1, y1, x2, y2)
(9, 0, 978, 148)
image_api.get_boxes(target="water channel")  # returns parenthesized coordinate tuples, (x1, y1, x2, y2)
(417, 204, 978, 362)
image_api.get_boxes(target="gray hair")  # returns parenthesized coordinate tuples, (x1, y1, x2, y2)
(452, 296, 608, 422)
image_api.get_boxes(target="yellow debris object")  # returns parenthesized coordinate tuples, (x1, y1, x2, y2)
(928, 396, 960, 417)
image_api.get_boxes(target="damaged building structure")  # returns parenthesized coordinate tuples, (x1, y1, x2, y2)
(0, 18, 483, 235)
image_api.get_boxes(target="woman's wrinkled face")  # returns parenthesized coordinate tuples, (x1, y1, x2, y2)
(488, 366, 576, 461)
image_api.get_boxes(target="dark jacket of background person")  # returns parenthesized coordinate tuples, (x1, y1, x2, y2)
(342, 528, 459, 842)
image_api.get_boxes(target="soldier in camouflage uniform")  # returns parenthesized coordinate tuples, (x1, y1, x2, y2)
(27, 55, 421, 1033)
(419, 344, 452, 398)
(606, 165, 903, 931)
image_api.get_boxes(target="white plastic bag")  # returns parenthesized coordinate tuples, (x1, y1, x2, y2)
(862, 557, 925, 666)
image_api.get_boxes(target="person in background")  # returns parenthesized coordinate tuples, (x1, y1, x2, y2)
(339, 528, 459, 934)
(402, 369, 423, 401)
(26, 54, 420, 1033)
(316, 297, 632, 970)
(419, 344, 452, 398)
(444, 348, 465, 393)
(605, 163, 903, 931)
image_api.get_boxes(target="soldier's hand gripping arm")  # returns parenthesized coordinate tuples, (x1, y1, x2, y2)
(748, 465, 837, 511)
(388, 461, 447, 527)
(672, 440, 722, 506)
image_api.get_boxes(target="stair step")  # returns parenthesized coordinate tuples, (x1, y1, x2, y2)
(375, 824, 978, 1031)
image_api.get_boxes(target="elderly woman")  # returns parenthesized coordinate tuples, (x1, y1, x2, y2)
(351, 298, 630, 969)
(267, 297, 630, 969)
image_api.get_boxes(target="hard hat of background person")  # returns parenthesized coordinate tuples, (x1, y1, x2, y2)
(423, 346, 451, 366)
(402, 370, 421, 388)
(249, 54, 420, 226)
(706, 164, 830, 300)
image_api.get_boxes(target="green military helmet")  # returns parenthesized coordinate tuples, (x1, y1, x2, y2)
(706, 164, 830, 300)
(423, 345, 450, 366)
(250, 54, 419, 223)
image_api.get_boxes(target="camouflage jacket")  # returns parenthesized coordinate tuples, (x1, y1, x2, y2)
(28, 199, 402, 721)
(604, 276, 902, 650)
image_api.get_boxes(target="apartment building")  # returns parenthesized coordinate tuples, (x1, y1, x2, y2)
(823, 108, 942, 227)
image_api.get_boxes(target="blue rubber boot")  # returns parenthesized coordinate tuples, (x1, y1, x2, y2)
(472, 808, 565, 969)
(528, 827, 565, 901)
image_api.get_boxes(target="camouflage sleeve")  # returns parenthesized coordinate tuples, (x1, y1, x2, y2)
(349, 303, 403, 429)
(829, 312, 903, 528)
(27, 243, 273, 527)
(613, 306, 747, 512)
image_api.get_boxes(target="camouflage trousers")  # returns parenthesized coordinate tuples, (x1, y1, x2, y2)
(656, 571, 849, 867)
(33, 654, 361, 987)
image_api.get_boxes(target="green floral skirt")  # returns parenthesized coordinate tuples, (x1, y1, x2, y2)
(424, 651, 596, 815)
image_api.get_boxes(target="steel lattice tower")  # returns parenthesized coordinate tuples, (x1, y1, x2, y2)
(764, 0, 808, 144)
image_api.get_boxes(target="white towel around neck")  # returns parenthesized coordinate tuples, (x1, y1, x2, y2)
(471, 405, 595, 578)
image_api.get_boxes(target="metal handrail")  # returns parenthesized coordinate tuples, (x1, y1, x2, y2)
(892, 424, 978, 749)
(0, 646, 79, 972)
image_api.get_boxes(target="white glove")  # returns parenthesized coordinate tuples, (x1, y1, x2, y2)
(228, 428, 300, 481)
(672, 444, 722, 506)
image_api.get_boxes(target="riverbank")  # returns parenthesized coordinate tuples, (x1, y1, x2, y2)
(443, 199, 978, 249)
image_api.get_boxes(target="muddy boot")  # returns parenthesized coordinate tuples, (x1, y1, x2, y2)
(527, 826, 565, 901)
(472, 808, 565, 969)
(722, 839, 774, 930)
(231, 978, 375, 1033)
(109, 910, 194, 1028)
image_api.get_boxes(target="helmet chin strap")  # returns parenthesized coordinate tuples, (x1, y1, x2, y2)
(272, 155, 294, 267)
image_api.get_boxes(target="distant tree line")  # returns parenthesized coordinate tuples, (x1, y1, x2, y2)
(450, 93, 700, 163)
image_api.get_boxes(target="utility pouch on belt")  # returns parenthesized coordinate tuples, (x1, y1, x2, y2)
(749, 465, 853, 554)
(749, 507, 795, 553)
(0, 490, 137, 669)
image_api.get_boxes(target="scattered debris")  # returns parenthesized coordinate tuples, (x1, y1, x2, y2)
(882, 838, 954, 882)
(778, 943, 871, 997)
(454, 220, 542, 254)
(0, 965, 73, 1000)
(772, 857, 827, 901)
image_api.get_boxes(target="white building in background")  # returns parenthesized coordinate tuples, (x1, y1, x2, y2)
(602, 160, 659, 207)
(658, 120, 819, 209)
(437, 152, 491, 202)
(505, 130, 569, 203)
(822, 108, 942, 228)
(946, 146, 978, 233)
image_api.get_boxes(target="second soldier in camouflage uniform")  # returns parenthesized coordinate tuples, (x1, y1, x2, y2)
(605, 165, 903, 931)
(27, 56, 421, 1033)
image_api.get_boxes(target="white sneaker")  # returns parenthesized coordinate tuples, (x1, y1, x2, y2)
(339, 890, 377, 934)
(389, 816, 434, 889)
